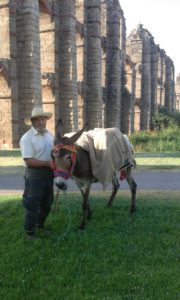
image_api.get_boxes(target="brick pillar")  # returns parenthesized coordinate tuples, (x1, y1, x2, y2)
(123, 56, 136, 134)
(156, 47, 162, 108)
(76, 0, 86, 129)
(120, 5, 135, 134)
(165, 57, 175, 112)
(59, 0, 78, 132)
(161, 51, 166, 107)
(0, 0, 18, 148)
(126, 26, 143, 132)
(39, 0, 57, 134)
(140, 30, 152, 130)
(85, 0, 102, 128)
(101, 0, 107, 127)
(150, 42, 158, 123)
(175, 74, 180, 111)
(106, 0, 121, 128)
(157, 49, 166, 109)
(17, 0, 42, 136)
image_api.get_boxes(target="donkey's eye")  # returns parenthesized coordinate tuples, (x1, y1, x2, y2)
(65, 155, 71, 161)
(52, 150, 59, 158)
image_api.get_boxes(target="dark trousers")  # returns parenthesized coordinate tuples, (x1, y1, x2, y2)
(23, 176, 54, 234)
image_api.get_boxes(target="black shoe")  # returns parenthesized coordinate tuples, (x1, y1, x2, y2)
(36, 226, 51, 236)
(26, 234, 41, 241)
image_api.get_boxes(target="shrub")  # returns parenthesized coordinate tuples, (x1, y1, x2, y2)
(130, 113, 180, 152)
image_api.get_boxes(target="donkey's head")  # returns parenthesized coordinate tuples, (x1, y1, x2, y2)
(52, 119, 87, 190)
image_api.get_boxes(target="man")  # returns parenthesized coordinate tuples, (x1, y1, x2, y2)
(20, 107, 54, 240)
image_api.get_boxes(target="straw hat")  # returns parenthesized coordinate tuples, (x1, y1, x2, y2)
(24, 107, 52, 125)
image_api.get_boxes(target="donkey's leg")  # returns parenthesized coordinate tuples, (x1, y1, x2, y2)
(126, 167, 137, 213)
(78, 181, 92, 229)
(107, 173, 120, 207)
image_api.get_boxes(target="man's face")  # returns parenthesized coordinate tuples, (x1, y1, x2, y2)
(32, 117, 47, 133)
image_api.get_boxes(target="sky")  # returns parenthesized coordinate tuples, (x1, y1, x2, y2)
(119, 0, 180, 77)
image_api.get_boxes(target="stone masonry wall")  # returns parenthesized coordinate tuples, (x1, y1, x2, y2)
(126, 25, 143, 131)
(175, 74, 180, 111)
(17, 0, 42, 137)
(39, 0, 57, 134)
(0, 0, 176, 148)
(0, 0, 18, 148)
(122, 55, 135, 134)
(156, 48, 166, 109)
(76, 0, 86, 129)
(59, 0, 78, 133)
(106, 0, 121, 128)
(126, 24, 175, 131)
(85, 0, 102, 128)
(165, 57, 175, 112)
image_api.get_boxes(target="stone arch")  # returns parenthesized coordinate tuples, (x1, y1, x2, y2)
(39, 0, 53, 20)
(41, 72, 55, 94)
(125, 55, 134, 73)
(41, 73, 54, 106)
(41, 72, 55, 134)
(121, 55, 136, 133)
(135, 63, 142, 74)
(0, 62, 11, 103)
(39, 0, 55, 134)
(76, 20, 84, 39)
(0, 61, 12, 148)
(39, 0, 53, 30)
(0, 62, 10, 88)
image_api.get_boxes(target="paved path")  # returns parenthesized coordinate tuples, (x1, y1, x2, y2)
(0, 170, 180, 194)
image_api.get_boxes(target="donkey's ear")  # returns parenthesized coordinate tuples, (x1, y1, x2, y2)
(55, 118, 64, 142)
(68, 123, 88, 144)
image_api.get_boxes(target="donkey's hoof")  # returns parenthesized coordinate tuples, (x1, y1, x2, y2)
(79, 224, 85, 230)
(130, 207, 136, 213)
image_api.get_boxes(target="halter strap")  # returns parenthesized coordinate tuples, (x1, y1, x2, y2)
(52, 143, 77, 179)
(53, 143, 77, 154)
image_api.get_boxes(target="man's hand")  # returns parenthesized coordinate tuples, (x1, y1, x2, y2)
(49, 160, 55, 170)
(24, 158, 54, 169)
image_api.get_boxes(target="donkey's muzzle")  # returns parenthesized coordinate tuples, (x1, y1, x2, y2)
(55, 181, 67, 191)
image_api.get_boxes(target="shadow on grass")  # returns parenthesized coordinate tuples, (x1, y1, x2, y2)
(136, 164, 180, 171)
(0, 150, 21, 157)
(0, 165, 24, 175)
(135, 152, 180, 158)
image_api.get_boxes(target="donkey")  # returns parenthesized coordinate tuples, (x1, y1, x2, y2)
(52, 119, 137, 229)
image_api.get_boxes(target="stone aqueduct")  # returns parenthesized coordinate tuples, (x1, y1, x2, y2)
(0, 0, 180, 148)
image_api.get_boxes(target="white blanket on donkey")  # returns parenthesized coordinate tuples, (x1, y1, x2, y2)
(69, 127, 135, 188)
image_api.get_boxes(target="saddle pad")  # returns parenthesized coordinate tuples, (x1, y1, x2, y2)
(75, 127, 135, 187)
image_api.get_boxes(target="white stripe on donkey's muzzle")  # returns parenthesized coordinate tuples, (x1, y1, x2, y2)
(55, 177, 68, 190)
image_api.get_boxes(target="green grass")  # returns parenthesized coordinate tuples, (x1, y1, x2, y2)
(134, 152, 180, 171)
(0, 150, 180, 174)
(0, 191, 179, 300)
(0, 149, 24, 174)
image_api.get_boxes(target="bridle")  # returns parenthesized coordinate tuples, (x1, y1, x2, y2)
(52, 143, 77, 180)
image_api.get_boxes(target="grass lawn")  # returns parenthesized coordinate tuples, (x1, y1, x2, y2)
(0, 150, 180, 175)
(0, 191, 179, 300)
(135, 152, 180, 171)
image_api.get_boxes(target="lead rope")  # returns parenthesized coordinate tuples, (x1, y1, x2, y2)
(54, 189, 72, 245)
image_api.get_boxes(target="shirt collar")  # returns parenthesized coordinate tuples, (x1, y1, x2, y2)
(31, 127, 48, 135)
